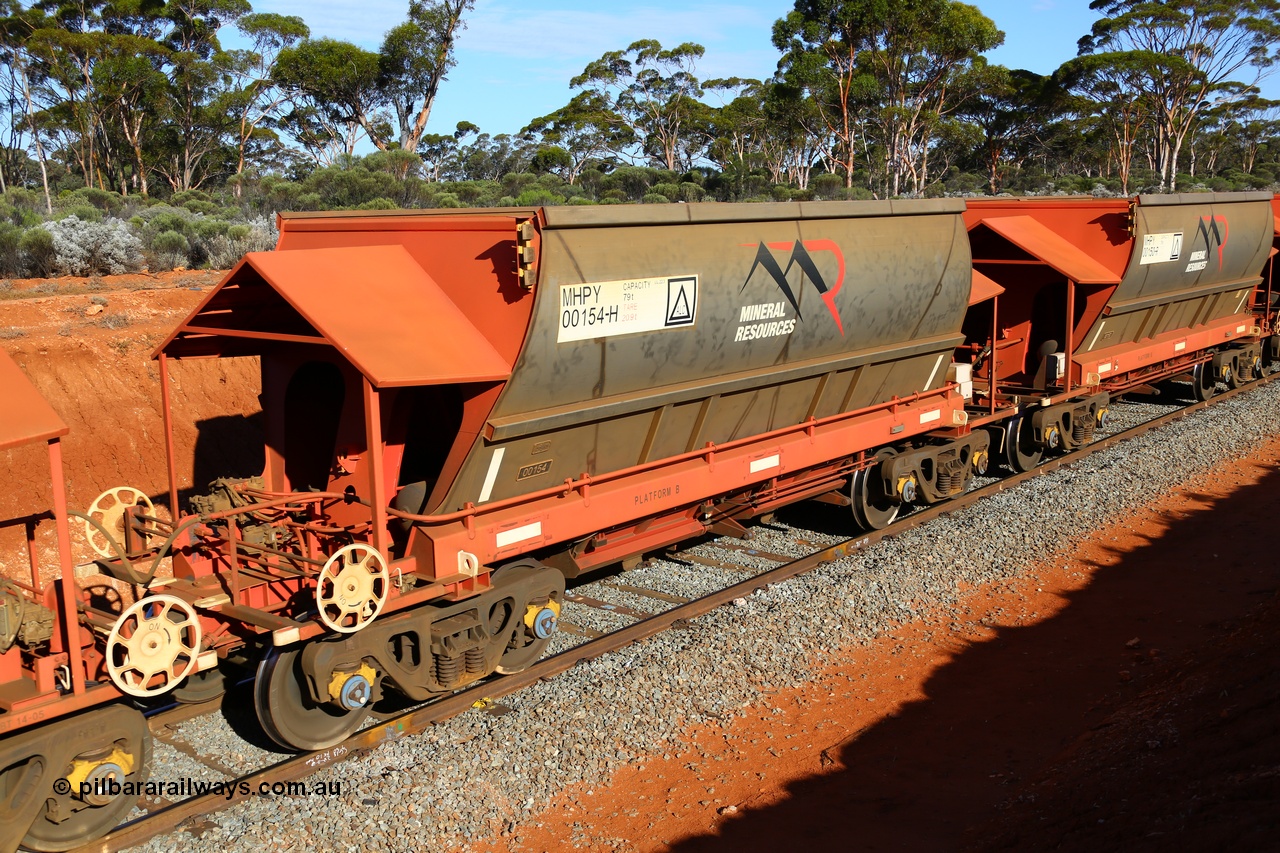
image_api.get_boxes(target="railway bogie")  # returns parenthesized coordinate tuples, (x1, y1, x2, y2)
(1, 192, 1279, 851)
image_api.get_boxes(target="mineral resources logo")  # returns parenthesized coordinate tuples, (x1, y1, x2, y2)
(737, 240, 846, 341)
(1195, 215, 1228, 270)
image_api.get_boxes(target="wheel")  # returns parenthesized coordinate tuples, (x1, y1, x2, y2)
(1002, 414, 1043, 473)
(851, 448, 900, 531)
(84, 486, 154, 559)
(316, 544, 389, 634)
(255, 645, 369, 751)
(1260, 336, 1279, 376)
(1191, 361, 1217, 401)
(11, 706, 150, 853)
(1225, 354, 1257, 389)
(489, 562, 565, 675)
(105, 595, 202, 697)
(170, 668, 227, 704)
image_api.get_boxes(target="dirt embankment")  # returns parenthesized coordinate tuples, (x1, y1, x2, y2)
(1, 271, 261, 576)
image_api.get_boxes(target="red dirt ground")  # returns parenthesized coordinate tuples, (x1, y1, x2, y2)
(0, 270, 259, 580)
(475, 436, 1280, 853)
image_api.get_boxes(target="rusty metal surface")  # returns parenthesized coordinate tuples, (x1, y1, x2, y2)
(440, 202, 973, 511)
(0, 350, 68, 451)
(158, 245, 511, 387)
(969, 269, 1004, 305)
(978, 215, 1121, 285)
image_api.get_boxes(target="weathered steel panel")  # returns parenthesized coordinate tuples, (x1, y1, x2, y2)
(1114, 193, 1272, 311)
(434, 202, 971, 511)
(1076, 192, 1273, 355)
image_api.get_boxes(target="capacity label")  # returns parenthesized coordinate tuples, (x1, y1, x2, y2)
(558, 275, 697, 342)
(1140, 231, 1183, 265)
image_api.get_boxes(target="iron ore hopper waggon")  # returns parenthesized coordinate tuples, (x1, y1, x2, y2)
(0, 193, 1276, 853)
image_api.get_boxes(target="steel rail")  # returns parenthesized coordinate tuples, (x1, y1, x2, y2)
(72, 373, 1278, 853)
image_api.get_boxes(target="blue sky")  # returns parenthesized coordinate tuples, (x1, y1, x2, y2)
(235, 0, 1279, 138)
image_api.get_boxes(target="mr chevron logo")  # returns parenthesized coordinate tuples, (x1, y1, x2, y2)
(1196, 215, 1228, 270)
(740, 240, 846, 335)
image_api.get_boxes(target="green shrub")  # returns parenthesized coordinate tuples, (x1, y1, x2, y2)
(679, 182, 706, 203)
(147, 229, 190, 271)
(356, 197, 398, 210)
(811, 173, 844, 200)
(55, 205, 103, 222)
(18, 227, 56, 277)
(641, 193, 670, 204)
(0, 223, 21, 277)
(651, 182, 681, 201)
(189, 217, 230, 240)
(514, 188, 565, 206)
(61, 187, 124, 213)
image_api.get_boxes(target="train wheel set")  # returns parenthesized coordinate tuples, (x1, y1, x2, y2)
(1, 192, 1278, 852)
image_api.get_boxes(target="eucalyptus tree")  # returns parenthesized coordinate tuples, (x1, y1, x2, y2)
(223, 12, 308, 194)
(774, 0, 1002, 196)
(961, 66, 1054, 194)
(274, 37, 384, 160)
(378, 0, 474, 153)
(1056, 52, 1155, 194)
(1079, 0, 1280, 191)
(92, 33, 169, 195)
(153, 0, 249, 191)
(522, 91, 632, 184)
(418, 120, 476, 181)
(0, 1, 52, 208)
(571, 39, 711, 172)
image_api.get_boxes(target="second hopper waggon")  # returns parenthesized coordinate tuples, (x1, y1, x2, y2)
(961, 191, 1277, 470)
(111, 200, 990, 751)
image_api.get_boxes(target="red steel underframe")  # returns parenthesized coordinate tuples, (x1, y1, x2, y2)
(402, 385, 968, 579)
(966, 269, 1260, 427)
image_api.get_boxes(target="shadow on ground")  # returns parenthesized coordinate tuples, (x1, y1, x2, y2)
(668, 461, 1280, 852)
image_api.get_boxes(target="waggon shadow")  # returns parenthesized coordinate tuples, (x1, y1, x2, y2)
(666, 462, 1280, 853)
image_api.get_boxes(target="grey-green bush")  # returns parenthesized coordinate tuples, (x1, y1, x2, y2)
(43, 216, 144, 276)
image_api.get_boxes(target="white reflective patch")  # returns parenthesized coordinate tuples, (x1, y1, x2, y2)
(1174, 341, 1187, 352)
(1087, 320, 1107, 350)
(925, 354, 945, 389)
(1236, 324, 1247, 334)
(496, 522, 542, 549)
(1099, 362, 1113, 374)
(919, 409, 942, 424)
(479, 447, 505, 503)
(749, 454, 780, 474)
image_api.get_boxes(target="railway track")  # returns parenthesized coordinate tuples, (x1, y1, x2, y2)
(72, 374, 1274, 853)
